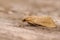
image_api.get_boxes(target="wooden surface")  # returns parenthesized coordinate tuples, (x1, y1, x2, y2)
(0, 0, 60, 40)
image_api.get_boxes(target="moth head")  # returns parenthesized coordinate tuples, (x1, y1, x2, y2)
(22, 17, 32, 22)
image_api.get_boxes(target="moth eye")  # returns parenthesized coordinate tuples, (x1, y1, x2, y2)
(22, 19, 26, 22)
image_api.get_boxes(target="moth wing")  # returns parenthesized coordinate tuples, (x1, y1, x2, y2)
(36, 16, 56, 27)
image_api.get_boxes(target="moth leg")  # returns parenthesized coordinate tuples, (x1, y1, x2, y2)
(28, 22, 41, 26)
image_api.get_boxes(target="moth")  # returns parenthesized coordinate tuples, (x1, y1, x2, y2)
(22, 16, 56, 28)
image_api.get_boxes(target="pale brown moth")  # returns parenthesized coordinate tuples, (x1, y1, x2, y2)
(22, 16, 56, 28)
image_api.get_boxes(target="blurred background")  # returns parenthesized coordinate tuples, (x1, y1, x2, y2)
(0, 0, 60, 40)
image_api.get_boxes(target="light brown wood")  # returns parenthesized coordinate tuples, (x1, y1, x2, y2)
(0, 0, 60, 40)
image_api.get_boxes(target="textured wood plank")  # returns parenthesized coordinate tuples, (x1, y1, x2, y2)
(0, 0, 60, 40)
